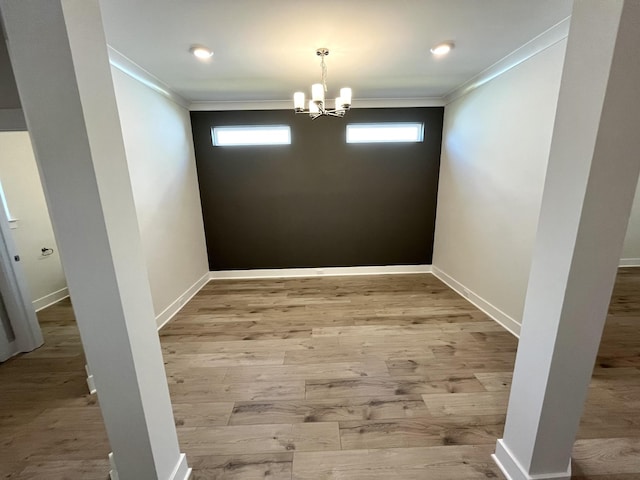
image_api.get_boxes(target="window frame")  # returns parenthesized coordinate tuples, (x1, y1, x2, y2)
(345, 122, 425, 144)
(211, 125, 292, 147)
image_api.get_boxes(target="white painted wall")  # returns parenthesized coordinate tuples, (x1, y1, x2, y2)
(0, 131, 67, 308)
(433, 37, 640, 328)
(111, 67, 209, 325)
(433, 40, 568, 327)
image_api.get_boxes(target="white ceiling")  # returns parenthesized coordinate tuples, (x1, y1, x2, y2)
(99, 0, 573, 103)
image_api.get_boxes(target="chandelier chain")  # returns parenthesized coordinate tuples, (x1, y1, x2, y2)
(321, 55, 328, 92)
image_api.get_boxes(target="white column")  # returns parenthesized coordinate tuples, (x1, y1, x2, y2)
(494, 1, 640, 479)
(0, 1, 190, 479)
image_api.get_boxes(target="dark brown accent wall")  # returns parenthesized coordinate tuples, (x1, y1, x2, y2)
(190, 107, 443, 271)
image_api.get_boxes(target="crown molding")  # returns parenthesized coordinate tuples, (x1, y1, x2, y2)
(190, 100, 293, 111)
(189, 97, 445, 111)
(443, 16, 571, 105)
(351, 97, 445, 108)
(107, 46, 190, 109)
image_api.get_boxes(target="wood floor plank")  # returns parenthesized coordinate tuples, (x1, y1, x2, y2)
(313, 322, 504, 337)
(16, 460, 111, 480)
(164, 366, 228, 385)
(421, 392, 510, 417)
(179, 423, 340, 456)
(473, 372, 513, 391)
(169, 380, 306, 403)
(572, 438, 640, 476)
(306, 375, 486, 400)
(162, 337, 338, 355)
(174, 351, 286, 367)
(291, 444, 502, 480)
(228, 396, 431, 425)
(339, 414, 506, 450)
(189, 453, 293, 480)
(284, 346, 435, 365)
(172, 402, 235, 427)
(223, 360, 389, 383)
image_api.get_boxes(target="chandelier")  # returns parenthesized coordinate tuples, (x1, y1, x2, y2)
(293, 48, 352, 119)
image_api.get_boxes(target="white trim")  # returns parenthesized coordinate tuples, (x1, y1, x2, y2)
(189, 97, 445, 111)
(432, 266, 521, 337)
(444, 17, 571, 105)
(493, 439, 571, 480)
(353, 98, 445, 108)
(108, 452, 190, 480)
(107, 46, 190, 109)
(210, 264, 432, 280)
(620, 258, 640, 267)
(85, 364, 96, 395)
(33, 287, 69, 312)
(155, 272, 210, 330)
(108, 452, 119, 480)
(168, 453, 192, 480)
(191, 100, 302, 111)
(0, 109, 27, 131)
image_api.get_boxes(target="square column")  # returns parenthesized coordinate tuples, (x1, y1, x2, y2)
(494, 1, 640, 479)
(0, 0, 190, 478)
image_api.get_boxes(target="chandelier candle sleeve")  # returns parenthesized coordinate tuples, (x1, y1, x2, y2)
(294, 92, 305, 111)
(335, 97, 343, 111)
(340, 88, 352, 107)
(309, 100, 320, 114)
(312, 83, 324, 104)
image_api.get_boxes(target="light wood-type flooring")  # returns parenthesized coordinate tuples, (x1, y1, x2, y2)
(1, 270, 639, 479)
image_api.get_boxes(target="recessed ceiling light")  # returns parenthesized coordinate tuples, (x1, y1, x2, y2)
(430, 42, 454, 56)
(190, 45, 214, 60)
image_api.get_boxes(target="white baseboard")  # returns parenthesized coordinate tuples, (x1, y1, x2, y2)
(85, 364, 96, 395)
(108, 452, 191, 480)
(432, 266, 521, 338)
(33, 287, 69, 312)
(108, 453, 119, 480)
(620, 258, 640, 267)
(493, 439, 571, 480)
(169, 453, 192, 480)
(210, 264, 432, 280)
(156, 272, 210, 330)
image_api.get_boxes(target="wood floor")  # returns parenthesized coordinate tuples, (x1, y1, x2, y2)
(1, 270, 639, 479)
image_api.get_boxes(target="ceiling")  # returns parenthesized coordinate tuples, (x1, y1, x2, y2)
(99, 0, 573, 104)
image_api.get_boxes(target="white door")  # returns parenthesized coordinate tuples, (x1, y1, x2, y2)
(0, 290, 15, 361)
(0, 185, 43, 360)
